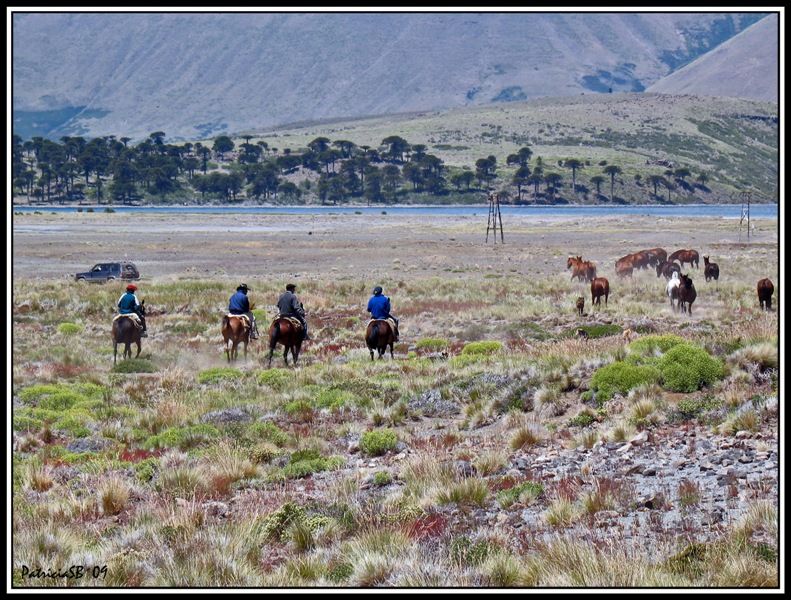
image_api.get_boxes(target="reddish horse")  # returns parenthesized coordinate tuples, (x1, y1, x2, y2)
(591, 277, 610, 307)
(668, 249, 699, 269)
(112, 301, 146, 365)
(630, 252, 651, 270)
(221, 315, 250, 362)
(268, 318, 303, 367)
(703, 256, 719, 282)
(615, 256, 634, 278)
(567, 256, 597, 282)
(757, 278, 774, 311)
(677, 274, 697, 314)
(366, 320, 395, 360)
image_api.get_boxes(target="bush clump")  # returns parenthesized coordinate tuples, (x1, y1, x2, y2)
(57, 322, 83, 336)
(450, 536, 495, 566)
(246, 421, 291, 447)
(658, 344, 725, 393)
(416, 338, 449, 351)
(590, 362, 661, 402)
(198, 367, 243, 384)
(565, 324, 622, 339)
(496, 481, 544, 509)
(113, 358, 156, 373)
(360, 429, 398, 456)
(567, 410, 596, 428)
(144, 424, 220, 450)
(256, 368, 292, 389)
(275, 448, 344, 479)
(461, 341, 503, 356)
(628, 334, 685, 357)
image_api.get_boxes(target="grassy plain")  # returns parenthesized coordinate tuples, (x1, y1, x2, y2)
(11, 211, 779, 587)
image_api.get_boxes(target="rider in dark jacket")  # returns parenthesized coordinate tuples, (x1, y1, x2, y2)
(367, 286, 399, 340)
(229, 283, 259, 339)
(277, 283, 309, 339)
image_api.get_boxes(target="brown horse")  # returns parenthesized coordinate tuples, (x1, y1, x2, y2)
(630, 252, 651, 270)
(112, 301, 145, 365)
(268, 318, 303, 367)
(615, 256, 634, 278)
(757, 278, 774, 311)
(703, 256, 720, 282)
(366, 320, 395, 360)
(567, 256, 597, 282)
(591, 277, 610, 307)
(656, 260, 681, 280)
(576, 296, 585, 316)
(221, 315, 251, 362)
(677, 274, 697, 314)
(668, 249, 699, 269)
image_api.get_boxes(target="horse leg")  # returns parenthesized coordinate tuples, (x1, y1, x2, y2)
(244, 341, 248, 361)
(225, 340, 231, 363)
(135, 341, 141, 358)
(283, 346, 289, 367)
(113, 342, 117, 365)
(268, 346, 275, 368)
(291, 346, 298, 365)
(370, 348, 374, 361)
(390, 341, 394, 359)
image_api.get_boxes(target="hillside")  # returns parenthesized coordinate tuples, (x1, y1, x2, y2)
(12, 12, 767, 141)
(246, 93, 778, 202)
(648, 15, 778, 101)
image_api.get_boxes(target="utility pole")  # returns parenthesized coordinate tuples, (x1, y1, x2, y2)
(485, 192, 504, 244)
(738, 191, 752, 242)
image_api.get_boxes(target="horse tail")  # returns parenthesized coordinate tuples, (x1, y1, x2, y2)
(270, 320, 280, 350)
(367, 322, 378, 349)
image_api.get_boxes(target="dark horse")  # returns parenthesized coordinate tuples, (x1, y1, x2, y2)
(268, 318, 303, 367)
(668, 249, 699, 269)
(221, 315, 251, 362)
(112, 301, 145, 365)
(656, 260, 681, 280)
(703, 256, 720, 282)
(366, 319, 395, 360)
(591, 277, 610, 308)
(757, 278, 774, 311)
(677, 274, 697, 314)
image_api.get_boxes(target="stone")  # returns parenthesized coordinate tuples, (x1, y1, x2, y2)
(735, 431, 751, 439)
(630, 431, 649, 446)
(455, 460, 475, 478)
(642, 466, 657, 476)
(200, 408, 251, 424)
(202, 501, 229, 517)
(616, 443, 633, 454)
(347, 440, 360, 453)
(66, 438, 112, 453)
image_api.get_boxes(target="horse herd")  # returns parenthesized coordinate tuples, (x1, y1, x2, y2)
(568, 249, 775, 316)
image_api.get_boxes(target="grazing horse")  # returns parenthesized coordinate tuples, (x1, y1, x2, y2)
(668, 249, 699, 269)
(703, 256, 720, 282)
(616, 256, 634, 278)
(757, 278, 774, 311)
(677, 274, 697, 314)
(656, 260, 681, 280)
(643, 248, 667, 267)
(365, 319, 395, 360)
(268, 317, 304, 367)
(591, 277, 610, 307)
(630, 252, 651, 270)
(221, 315, 250, 362)
(576, 296, 585, 316)
(567, 256, 596, 282)
(112, 301, 145, 365)
(666, 272, 681, 312)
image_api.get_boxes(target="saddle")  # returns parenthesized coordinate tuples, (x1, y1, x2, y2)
(274, 315, 303, 331)
(114, 313, 143, 329)
(226, 313, 251, 329)
(368, 318, 397, 333)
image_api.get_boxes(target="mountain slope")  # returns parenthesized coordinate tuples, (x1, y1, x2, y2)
(12, 12, 767, 140)
(648, 14, 778, 101)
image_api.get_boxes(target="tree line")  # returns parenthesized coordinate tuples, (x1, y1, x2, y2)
(12, 132, 710, 205)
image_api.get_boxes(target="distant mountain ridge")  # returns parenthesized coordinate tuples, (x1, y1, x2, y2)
(648, 14, 778, 101)
(12, 12, 773, 140)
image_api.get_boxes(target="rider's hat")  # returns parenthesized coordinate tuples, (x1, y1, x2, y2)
(126, 284, 138, 292)
(286, 283, 297, 292)
(373, 286, 383, 295)
(237, 283, 250, 292)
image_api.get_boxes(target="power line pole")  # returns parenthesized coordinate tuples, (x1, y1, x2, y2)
(485, 192, 504, 244)
(738, 191, 752, 242)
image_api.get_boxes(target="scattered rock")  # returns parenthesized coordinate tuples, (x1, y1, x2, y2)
(200, 408, 251, 424)
(407, 389, 460, 417)
(455, 460, 475, 478)
(66, 438, 112, 453)
(202, 501, 229, 517)
(630, 431, 649, 446)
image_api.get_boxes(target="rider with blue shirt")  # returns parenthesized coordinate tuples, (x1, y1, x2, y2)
(367, 286, 399, 341)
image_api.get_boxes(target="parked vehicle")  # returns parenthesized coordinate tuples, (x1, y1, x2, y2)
(75, 262, 140, 283)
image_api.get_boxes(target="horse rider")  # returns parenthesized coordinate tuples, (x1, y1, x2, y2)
(367, 285, 399, 341)
(228, 283, 259, 339)
(117, 283, 147, 337)
(277, 283, 309, 340)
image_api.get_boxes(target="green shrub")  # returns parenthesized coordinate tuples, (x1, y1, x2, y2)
(198, 367, 243, 384)
(461, 341, 503, 356)
(327, 562, 354, 582)
(144, 424, 220, 450)
(564, 324, 622, 339)
(450, 536, 494, 566)
(112, 358, 156, 373)
(496, 481, 544, 509)
(658, 344, 725, 392)
(275, 448, 344, 479)
(247, 421, 291, 447)
(360, 429, 398, 456)
(590, 362, 661, 402)
(262, 502, 307, 541)
(256, 368, 291, 389)
(628, 334, 685, 357)
(314, 388, 357, 410)
(134, 457, 159, 482)
(372, 471, 392, 486)
(675, 395, 723, 420)
(416, 338, 449, 351)
(57, 322, 83, 336)
(567, 410, 596, 428)
(54, 414, 92, 438)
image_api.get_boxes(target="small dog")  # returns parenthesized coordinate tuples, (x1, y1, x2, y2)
(575, 328, 589, 340)
(622, 328, 636, 342)
(576, 296, 585, 316)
